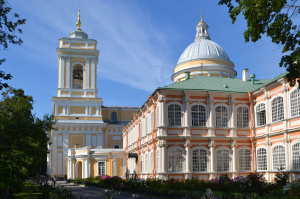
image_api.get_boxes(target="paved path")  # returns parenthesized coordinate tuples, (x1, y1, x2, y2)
(54, 181, 135, 199)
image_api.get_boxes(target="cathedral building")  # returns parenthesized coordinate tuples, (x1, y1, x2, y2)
(124, 17, 300, 182)
(47, 11, 139, 179)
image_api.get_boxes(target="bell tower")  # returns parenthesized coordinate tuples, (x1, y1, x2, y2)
(56, 9, 99, 98)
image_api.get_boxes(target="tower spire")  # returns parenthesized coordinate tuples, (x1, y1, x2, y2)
(76, 9, 82, 31)
(194, 12, 210, 41)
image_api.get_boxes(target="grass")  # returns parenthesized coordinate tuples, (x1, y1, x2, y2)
(14, 182, 42, 199)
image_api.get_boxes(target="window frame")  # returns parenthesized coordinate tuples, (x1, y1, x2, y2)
(167, 103, 182, 127)
(290, 88, 300, 118)
(191, 103, 207, 127)
(256, 147, 267, 171)
(271, 96, 284, 123)
(216, 147, 231, 172)
(215, 105, 228, 127)
(292, 141, 300, 171)
(192, 146, 208, 172)
(238, 147, 252, 171)
(255, 103, 266, 127)
(168, 147, 184, 172)
(97, 161, 106, 176)
(236, 105, 249, 128)
(272, 144, 286, 171)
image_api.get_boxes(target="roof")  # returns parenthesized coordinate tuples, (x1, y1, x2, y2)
(159, 72, 288, 93)
(177, 38, 232, 66)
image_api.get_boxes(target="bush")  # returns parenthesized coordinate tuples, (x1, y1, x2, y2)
(274, 167, 290, 186)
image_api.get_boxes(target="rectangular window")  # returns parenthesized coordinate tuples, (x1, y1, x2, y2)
(98, 162, 106, 175)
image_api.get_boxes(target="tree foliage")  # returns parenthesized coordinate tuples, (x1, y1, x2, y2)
(0, 88, 54, 198)
(0, 0, 26, 90)
(219, 0, 300, 86)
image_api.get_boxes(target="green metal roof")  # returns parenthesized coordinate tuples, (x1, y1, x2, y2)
(159, 72, 288, 93)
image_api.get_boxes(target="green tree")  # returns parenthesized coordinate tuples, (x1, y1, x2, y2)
(0, 0, 26, 90)
(0, 88, 54, 198)
(219, 0, 300, 86)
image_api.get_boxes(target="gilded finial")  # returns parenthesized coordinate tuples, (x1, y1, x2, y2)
(201, 8, 203, 21)
(76, 9, 82, 31)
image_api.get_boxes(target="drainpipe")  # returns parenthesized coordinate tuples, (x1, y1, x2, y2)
(248, 91, 255, 173)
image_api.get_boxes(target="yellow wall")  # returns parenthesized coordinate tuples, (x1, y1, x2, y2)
(78, 162, 82, 179)
(102, 109, 135, 121)
(70, 106, 85, 114)
(116, 158, 123, 177)
(106, 159, 113, 176)
(90, 159, 97, 177)
(174, 59, 234, 73)
(69, 133, 86, 148)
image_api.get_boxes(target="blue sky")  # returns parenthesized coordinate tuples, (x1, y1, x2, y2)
(3, 0, 287, 119)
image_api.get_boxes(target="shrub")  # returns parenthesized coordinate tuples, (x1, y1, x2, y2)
(241, 173, 266, 196)
(274, 167, 290, 186)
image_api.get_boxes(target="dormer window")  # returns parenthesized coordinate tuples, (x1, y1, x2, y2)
(73, 64, 83, 89)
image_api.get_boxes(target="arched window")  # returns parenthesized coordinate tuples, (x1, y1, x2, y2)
(290, 89, 300, 117)
(192, 148, 208, 172)
(168, 104, 181, 126)
(257, 148, 267, 171)
(271, 96, 284, 122)
(237, 106, 249, 127)
(144, 153, 148, 173)
(216, 148, 230, 172)
(215, 106, 228, 127)
(168, 148, 183, 172)
(272, 145, 286, 170)
(238, 148, 251, 171)
(113, 144, 120, 149)
(256, 103, 266, 126)
(292, 142, 300, 170)
(191, 104, 206, 126)
(72, 64, 83, 89)
(111, 112, 117, 123)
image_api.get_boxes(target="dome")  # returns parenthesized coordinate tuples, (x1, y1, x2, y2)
(172, 17, 236, 83)
(177, 39, 231, 66)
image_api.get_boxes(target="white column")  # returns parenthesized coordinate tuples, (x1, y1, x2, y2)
(113, 158, 117, 176)
(159, 97, 167, 127)
(231, 142, 237, 177)
(123, 157, 126, 178)
(285, 137, 290, 170)
(82, 159, 86, 179)
(60, 56, 65, 88)
(266, 139, 271, 181)
(91, 57, 96, 89)
(209, 141, 215, 178)
(162, 143, 167, 173)
(185, 141, 191, 174)
(66, 56, 71, 88)
(72, 160, 75, 179)
(85, 158, 90, 178)
(85, 57, 90, 89)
